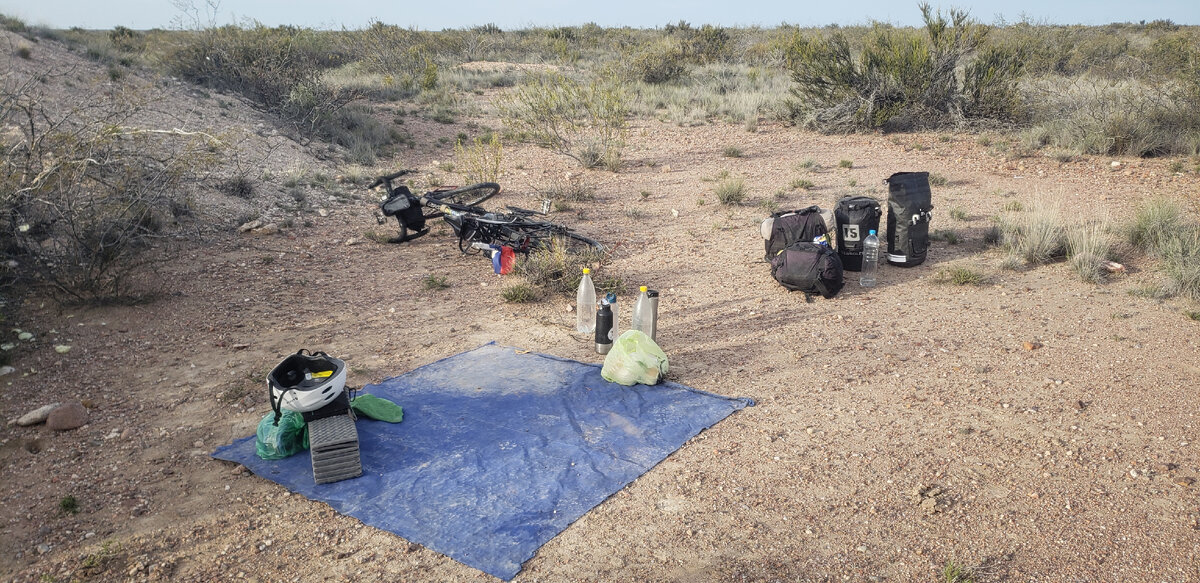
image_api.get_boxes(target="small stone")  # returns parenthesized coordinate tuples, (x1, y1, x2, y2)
(318, 209, 329, 217)
(18, 331, 33, 341)
(36, 543, 51, 555)
(1129, 469, 1139, 478)
(15, 403, 60, 426)
(920, 497, 938, 514)
(54, 345, 71, 354)
(1022, 341, 1043, 351)
(46, 401, 89, 431)
(0, 365, 15, 376)
(344, 238, 362, 246)
(1111, 161, 1122, 169)
(193, 440, 204, 448)
(231, 464, 248, 475)
(1154, 463, 1175, 473)
(1174, 477, 1195, 487)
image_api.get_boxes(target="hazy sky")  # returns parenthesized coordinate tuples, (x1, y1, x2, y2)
(1, 0, 1197, 30)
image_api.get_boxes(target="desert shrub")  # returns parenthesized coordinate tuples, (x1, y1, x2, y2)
(162, 23, 354, 134)
(714, 176, 746, 205)
(496, 71, 627, 168)
(997, 199, 1067, 264)
(541, 176, 595, 202)
(0, 79, 218, 301)
(628, 38, 688, 84)
(1066, 220, 1116, 283)
(109, 26, 145, 53)
(454, 134, 504, 184)
(501, 282, 539, 303)
(316, 103, 396, 165)
(934, 265, 985, 285)
(0, 14, 27, 33)
(784, 4, 1025, 131)
(1128, 197, 1184, 253)
(1160, 231, 1200, 300)
(517, 239, 606, 295)
(1127, 198, 1200, 299)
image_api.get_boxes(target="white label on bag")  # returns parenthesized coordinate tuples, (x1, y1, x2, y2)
(888, 253, 907, 262)
(842, 224, 860, 242)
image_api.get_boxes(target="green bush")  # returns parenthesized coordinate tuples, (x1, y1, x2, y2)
(496, 71, 627, 168)
(162, 24, 353, 133)
(784, 4, 1024, 131)
(628, 39, 688, 84)
(714, 176, 746, 204)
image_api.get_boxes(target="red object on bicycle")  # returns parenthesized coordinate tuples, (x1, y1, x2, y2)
(490, 245, 515, 274)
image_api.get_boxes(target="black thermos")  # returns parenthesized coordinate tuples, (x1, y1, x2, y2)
(595, 300, 613, 354)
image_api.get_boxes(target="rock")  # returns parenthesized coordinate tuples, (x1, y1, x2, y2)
(0, 365, 15, 376)
(36, 543, 50, 555)
(15, 403, 60, 426)
(318, 208, 329, 217)
(344, 238, 362, 246)
(238, 219, 264, 233)
(1175, 477, 1195, 487)
(54, 345, 71, 354)
(231, 464, 248, 475)
(18, 331, 33, 341)
(46, 401, 89, 431)
(1022, 341, 1043, 351)
(251, 223, 280, 236)
(1111, 161, 1122, 169)
(1154, 463, 1176, 473)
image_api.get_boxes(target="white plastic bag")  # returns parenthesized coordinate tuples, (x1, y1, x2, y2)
(601, 330, 669, 386)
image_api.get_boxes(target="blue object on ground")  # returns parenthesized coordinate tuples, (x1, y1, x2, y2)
(212, 343, 753, 580)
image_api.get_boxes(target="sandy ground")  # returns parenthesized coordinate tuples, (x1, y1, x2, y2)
(2, 31, 1200, 583)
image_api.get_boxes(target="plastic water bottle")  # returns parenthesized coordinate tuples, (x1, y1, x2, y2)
(860, 229, 879, 287)
(605, 292, 619, 339)
(576, 268, 596, 334)
(631, 286, 651, 336)
(595, 300, 613, 354)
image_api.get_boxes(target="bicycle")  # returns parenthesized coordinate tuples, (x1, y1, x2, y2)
(442, 206, 605, 257)
(370, 169, 500, 243)
(370, 170, 603, 257)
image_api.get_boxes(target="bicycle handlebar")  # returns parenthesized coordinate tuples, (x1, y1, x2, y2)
(367, 169, 413, 190)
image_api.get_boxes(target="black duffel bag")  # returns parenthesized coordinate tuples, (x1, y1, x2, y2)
(769, 241, 844, 299)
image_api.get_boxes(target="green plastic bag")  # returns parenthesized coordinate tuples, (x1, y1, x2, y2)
(255, 410, 309, 460)
(350, 394, 404, 423)
(601, 330, 669, 386)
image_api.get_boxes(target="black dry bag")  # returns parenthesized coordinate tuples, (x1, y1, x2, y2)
(884, 172, 933, 267)
(769, 242, 844, 299)
(834, 196, 882, 272)
(762, 206, 827, 261)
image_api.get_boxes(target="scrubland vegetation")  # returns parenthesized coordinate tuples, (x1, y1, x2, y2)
(1, 6, 1199, 302)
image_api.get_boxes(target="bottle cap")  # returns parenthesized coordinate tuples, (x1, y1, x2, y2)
(605, 292, 616, 303)
(869, 229, 876, 235)
(582, 268, 590, 274)
(639, 286, 648, 292)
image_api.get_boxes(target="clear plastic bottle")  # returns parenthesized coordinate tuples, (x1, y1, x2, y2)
(860, 229, 879, 287)
(605, 292, 619, 339)
(631, 286, 652, 336)
(576, 268, 596, 334)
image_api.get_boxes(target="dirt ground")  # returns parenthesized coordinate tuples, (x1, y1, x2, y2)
(2, 33, 1200, 582)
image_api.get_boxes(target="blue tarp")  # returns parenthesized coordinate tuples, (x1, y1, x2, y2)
(212, 343, 753, 580)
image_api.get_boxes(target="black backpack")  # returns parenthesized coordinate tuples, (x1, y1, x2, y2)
(763, 206, 827, 261)
(769, 242, 844, 298)
(834, 196, 882, 272)
(884, 172, 933, 267)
